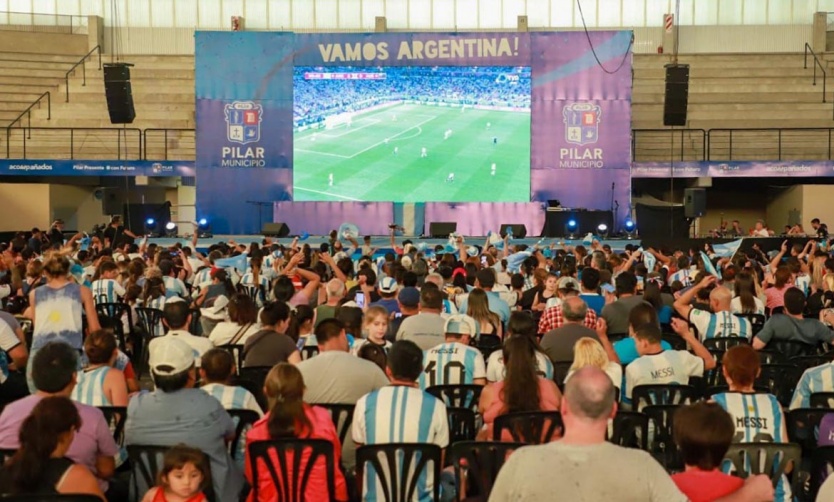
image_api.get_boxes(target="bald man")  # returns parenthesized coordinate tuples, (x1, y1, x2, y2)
(674, 275, 751, 341)
(489, 367, 774, 502)
(540, 296, 618, 363)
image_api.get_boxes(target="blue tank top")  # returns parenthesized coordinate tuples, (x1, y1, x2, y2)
(33, 282, 84, 350)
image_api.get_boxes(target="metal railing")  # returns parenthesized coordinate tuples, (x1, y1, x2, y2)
(0, 11, 87, 34)
(65, 46, 101, 102)
(143, 129, 196, 161)
(632, 129, 707, 162)
(804, 43, 833, 119)
(708, 128, 834, 161)
(4, 127, 141, 160)
(4, 92, 51, 156)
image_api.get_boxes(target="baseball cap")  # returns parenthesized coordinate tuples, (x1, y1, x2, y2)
(398, 287, 420, 307)
(444, 314, 480, 337)
(379, 277, 398, 294)
(149, 336, 194, 376)
(401, 255, 413, 270)
(557, 276, 580, 291)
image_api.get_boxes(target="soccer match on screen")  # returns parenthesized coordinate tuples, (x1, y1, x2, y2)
(292, 65, 531, 202)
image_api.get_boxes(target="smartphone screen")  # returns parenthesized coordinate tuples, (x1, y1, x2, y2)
(355, 292, 366, 309)
(601, 284, 615, 294)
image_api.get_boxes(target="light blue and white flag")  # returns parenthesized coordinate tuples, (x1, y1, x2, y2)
(214, 253, 248, 272)
(712, 239, 744, 259)
(640, 248, 657, 272)
(700, 251, 722, 280)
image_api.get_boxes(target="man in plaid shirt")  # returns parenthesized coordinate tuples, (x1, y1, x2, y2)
(538, 292, 599, 335)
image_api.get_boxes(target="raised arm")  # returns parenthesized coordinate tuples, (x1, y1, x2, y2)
(673, 275, 717, 319)
(319, 252, 347, 283)
(595, 318, 620, 364)
(769, 240, 788, 271)
(670, 317, 717, 370)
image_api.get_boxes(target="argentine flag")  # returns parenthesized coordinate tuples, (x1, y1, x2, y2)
(214, 253, 248, 273)
(700, 251, 722, 280)
(640, 248, 656, 273)
(712, 239, 744, 259)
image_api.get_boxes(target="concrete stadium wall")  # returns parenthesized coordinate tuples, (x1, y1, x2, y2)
(0, 184, 50, 232)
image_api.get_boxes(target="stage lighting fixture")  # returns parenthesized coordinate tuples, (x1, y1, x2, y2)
(597, 223, 609, 239)
(144, 218, 158, 237)
(197, 218, 212, 238)
(564, 219, 579, 239)
(624, 219, 637, 238)
(165, 221, 178, 237)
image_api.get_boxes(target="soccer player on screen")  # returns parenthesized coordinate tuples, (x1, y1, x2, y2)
(491, 163, 496, 176)
(493, 137, 498, 145)
(328, 173, 334, 186)
(446, 173, 455, 183)
(444, 129, 452, 140)
(486, 122, 491, 129)
(421, 147, 427, 158)
(394, 147, 399, 155)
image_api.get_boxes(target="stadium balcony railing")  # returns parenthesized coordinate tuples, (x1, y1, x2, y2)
(3, 126, 834, 163)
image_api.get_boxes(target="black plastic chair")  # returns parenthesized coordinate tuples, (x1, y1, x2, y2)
(631, 384, 696, 412)
(736, 313, 766, 336)
(234, 378, 266, 412)
(446, 407, 477, 444)
(237, 366, 272, 411)
(189, 308, 202, 336)
(786, 408, 831, 459)
(552, 362, 572, 390)
(493, 411, 563, 444)
(449, 441, 525, 502)
(791, 354, 834, 371)
(704, 337, 749, 353)
(663, 334, 688, 351)
(810, 445, 834, 499)
(643, 404, 684, 472)
(609, 410, 649, 450)
(128, 444, 218, 502)
(356, 443, 442, 502)
(765, 340, 818, 359)
(475, 334, 502, 360)
(219, 343, 246, 374)
(239, 283, 265, 304)
(758, 350, 782, 365)
(706, 385, 770, 398)
(0, 496, 105, 501)
(425, 384, 483, 415)
(95, 302, 131, 352)
(301, 345, 320, 360)
(97, 406, 127, 445)
(248, 438, 336, 502)
(314, 403, 356, 448)
(134, 307, 165, 376)
(723, 442, 801, 491)
(228, 409, 260, 460)
(756, 364, 804, 407)
(810, 392, 834, 409)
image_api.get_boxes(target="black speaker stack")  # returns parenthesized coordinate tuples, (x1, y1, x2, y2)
(663, 64, 689, 127)
(103, 63, 136, 124)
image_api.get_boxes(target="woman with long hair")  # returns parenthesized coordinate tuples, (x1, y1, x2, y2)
(466, 288, 503, 339)
(208, 294, 261, 346)
(479, 335, 562, 441)
(642, 278, 672, 324)
(244, 364, 347, 501)
(141, 276, 167, 311)
(565, 338, 622, 390)
(731, 271, 765, 315)
(287, 304, 315, 347)
(764, 265, 793, 311)
(485, 311, 553, 383)
(0, 396, 104, 499)
(240, 253, 270, 307)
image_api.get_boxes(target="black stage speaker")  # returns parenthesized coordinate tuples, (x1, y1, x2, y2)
(100, 187, 124, 215)
(103, 63, 136, 124)
(262, 222, 290, 237)
(663, 64, 689, 127)
(429, 222, 457, 238)
(684, 188, 706, 218)
(499, 224, 527, 239)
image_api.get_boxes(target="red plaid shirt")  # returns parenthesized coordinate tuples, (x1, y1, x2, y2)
(538, 306, 598, 334)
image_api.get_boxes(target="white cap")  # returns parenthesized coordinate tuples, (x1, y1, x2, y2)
(149, 336, 194, 376)
(443, 314, 480, 337)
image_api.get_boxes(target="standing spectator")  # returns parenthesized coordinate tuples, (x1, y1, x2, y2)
(245, 363, 348, 501)
(91, 261, 125, 305)
(396, 287, 446, 350)
(731, 271, 766, 315)
(674, 276, 751, 341)
(207, 294, 260, 346)
(601, 271, 646, 335)
(0, 396, 105, 500)
(352, 341, 449, 501)
(103, 216, 137, 248)
(315, 279, 346, 328)
(419, 314, 486, 388)
(239, 254, 269, 306)
(579, 267, 605, 315)
(125, 336, 243, 501)
(0, 342, 119, 499)
(72, 330, 128, 408)
(753, 288, 834, 350)
(27, 227, 44, 254)
(466, 288, 503, 339)
(486, 312, 554, 383)
(199, 349, 263, 415)
(243, 301, 300, 367)
(812, 218, 829, 239)
(48, 219, 67, 248)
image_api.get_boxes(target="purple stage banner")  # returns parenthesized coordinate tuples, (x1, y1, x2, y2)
(631, 161, 834, 178)
(424, 202, 545, 237)
(273, 201, 394, 236)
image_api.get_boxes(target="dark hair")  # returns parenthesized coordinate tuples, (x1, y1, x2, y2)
(200, 348, 235, 383)
(357, 268, 377, 287)
(642, 280, 663, 310)
(476, 269, 496, 289)
(163, 301, 191, 330)
(723, 345, 760, 388)
(157, 444, 212, 493)
(228, 294, 258, 325)
(615, 271, 637, 296)
(502, 336, 541, 414)
(734, 271, 758, 315)
(84, 329, 116, 365)
(94, 261, 119, 281)
(628, 303, 658, 331)
(419, 287, 443, 310)
(507, 311, 537, 339)
(633, 322, 662, 344)
(387, 340, 423, 381)
(510, 273, 525, 290)
(32, 342, 78, 393)
(260, 301, 291, 327)
(580, 267, 600, 291)
(813, 218, 821, 224)
(272, 276, 297, 303)
(315, 318, 345, 345)
(158, 259, 176, 277)
(674, 402, 735, 470)
(142, 276, 165, 302)
(265, 363, 312, 438)
(6, 397, 81, 494)
(336, 306, 363, 336)
(357, 343, 387, 372)
(153, 366, 192, 392)
(286, 304, 314, 343)
(784, 287, 805, 316)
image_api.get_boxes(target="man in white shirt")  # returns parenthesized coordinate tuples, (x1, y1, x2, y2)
(674, 275, 751, 341)
(158, 300, 213, 366)
(419, 314, 486, 388)
(752, 220, 770, 237)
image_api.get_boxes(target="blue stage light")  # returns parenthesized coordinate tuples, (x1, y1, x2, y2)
(198, 218, 208, 226)
(567, 219, 577, 228)
(146, 218, 155, 226)
(625, 220, 635, 230)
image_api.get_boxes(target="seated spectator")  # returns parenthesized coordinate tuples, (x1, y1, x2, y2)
(565, 338, 622, 391)
(369, 277, 400, 315)
(240, 254, 269, 306)
(125, 336, 243, 501)
(479, 336, 562, 441)
(531, 273, 558, 312)
(0, 311, 29, 405)
(396, 287, 446, 350)
(540, 297, 615, 363)
(671, 403, 750, 502)
(643, 279, 673, 324)
(764, 265, 793, 312)
(601, 271, 647, 336)
(208, 294, 260, 346)
(72, 330, 128, 408)
(486, 312, 554, 383)
(466, 288, 503, 339)
(519, 268, 548, 311)
(315, 278, 346, 328)
(419, 314, 486, 388)
(790, 354, 834, 409)
(273, 253, 321, 308)
(612, 303, 672, 365)
(537, 289, 599, 335)
(357, 343, 387, 372)
(457, 269, 510, 328)
(578, 267, 605, 315)
(0, 396, 105, 500)
(0, 342, 119, 499)
(245, 363, 348, 501)
(199, 349, 263, 415)
(731, 271, 766, 315)
(352, 340, 449, 500)
(156, 299, 213, 366)
(140, 445, 212, 502)
(288, 304, 315, 347)
(624, 321, 716, 406)
(674, 276, 751, 341)
(242, 301, 300, 367)
(352, 305, 392, 354)
(387, 285, 420, 339)
(753, 288, 834, 350)
(91, 261, 125, 304)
